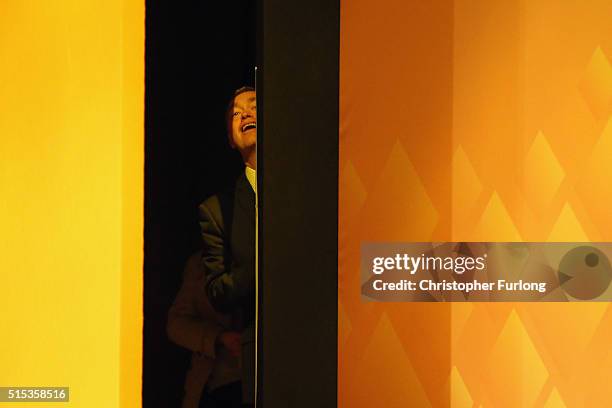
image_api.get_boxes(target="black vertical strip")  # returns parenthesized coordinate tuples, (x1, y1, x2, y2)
(255, 0, 264, 402)
(258, 0, 339, 407)
(144, 1, 256, 406)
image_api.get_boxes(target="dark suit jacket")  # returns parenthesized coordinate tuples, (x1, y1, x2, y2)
(198, 172, 256, 404)
(167, 251, 240, 408)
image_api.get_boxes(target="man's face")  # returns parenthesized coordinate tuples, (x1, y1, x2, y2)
(229, 90, 257, 154)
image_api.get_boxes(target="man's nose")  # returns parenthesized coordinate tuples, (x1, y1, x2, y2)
(242, 108, 254, 118)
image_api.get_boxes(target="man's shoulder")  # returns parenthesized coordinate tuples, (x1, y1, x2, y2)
(199, 193, 222, 214)
(199, 187, 234, 216)
(198, 181, 240, 234)
(199, 173, 246, 213)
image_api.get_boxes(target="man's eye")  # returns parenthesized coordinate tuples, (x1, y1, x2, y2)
(233, 111, 240, 117)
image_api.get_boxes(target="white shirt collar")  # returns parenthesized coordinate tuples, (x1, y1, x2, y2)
(245, 166, 256, 194)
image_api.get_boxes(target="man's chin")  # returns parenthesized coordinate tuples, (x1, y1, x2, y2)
(238, 140, 256, 155)
(243, 134, 257, 147)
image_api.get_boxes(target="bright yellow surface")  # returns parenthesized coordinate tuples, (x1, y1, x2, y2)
(0, 1, 143, 407)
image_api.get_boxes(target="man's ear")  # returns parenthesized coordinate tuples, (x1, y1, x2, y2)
(227, 132, 236, 149)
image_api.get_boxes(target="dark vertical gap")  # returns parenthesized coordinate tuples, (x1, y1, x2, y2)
(255, 0, 265, 403)
(144, 1, 255, 406)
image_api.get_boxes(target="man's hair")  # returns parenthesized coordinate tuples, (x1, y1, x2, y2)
(225, 86, 256, 136)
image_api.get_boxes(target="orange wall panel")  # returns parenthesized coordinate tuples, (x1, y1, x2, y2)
(340, 1, 612, 406)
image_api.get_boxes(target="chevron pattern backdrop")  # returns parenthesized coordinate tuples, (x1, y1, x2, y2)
(339, 0, 612, 406)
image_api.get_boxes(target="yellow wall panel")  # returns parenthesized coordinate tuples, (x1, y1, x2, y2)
(0, 1, 143, 406)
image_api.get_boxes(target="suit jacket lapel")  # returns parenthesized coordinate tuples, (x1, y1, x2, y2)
(235, 172, 255, 224)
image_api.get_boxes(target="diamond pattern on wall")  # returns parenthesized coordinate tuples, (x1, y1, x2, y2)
(339, 159, 367, 224)
(484, 311, 549, 407)
(548, 203, 589, 242)
(450, 366, 473, 407)
(340, 1, 612, 406)
(516, 303, 609, 391)
(544, 388, 567, 408)
(360, 140, 438, 241)
(472, 192, 522, 241)
(577, 118, 612, 239)
(579, 47, 612, 120)
(346, 313, 432, 408)
(524, 132, 565, 217)
(452, 145, 483, 237)
(451, 303, 474, 349)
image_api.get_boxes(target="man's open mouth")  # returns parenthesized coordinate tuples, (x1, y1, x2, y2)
(242, 123, 257, 132)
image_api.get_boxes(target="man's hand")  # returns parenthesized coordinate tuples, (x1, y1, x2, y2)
(216, 331, 241, 358)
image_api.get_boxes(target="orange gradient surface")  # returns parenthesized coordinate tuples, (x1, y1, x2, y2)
(0, 1, 144, 407)
(340, 1, 612, 407)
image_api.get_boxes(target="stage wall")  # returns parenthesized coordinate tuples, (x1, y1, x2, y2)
(0, 1, 144, 406)
(339, 1, 612, 406)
